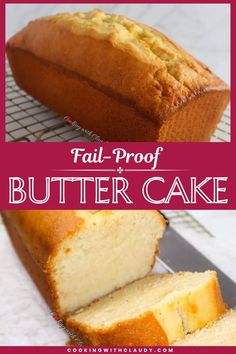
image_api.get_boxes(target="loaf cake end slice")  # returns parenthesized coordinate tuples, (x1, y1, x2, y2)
(175, 309, 236, 346)
(66, 271, 226, 346)
(2, 210, 166, 317)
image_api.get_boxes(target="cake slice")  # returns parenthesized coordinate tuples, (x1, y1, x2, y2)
(66, 271, 226, 346)
(175, 310, 236, 346)
(2, 210, 166, 317)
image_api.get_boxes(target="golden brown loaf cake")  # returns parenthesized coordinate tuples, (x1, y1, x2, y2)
(66, 271, 226, 346)
(175, 309, 236, 346)
(6, 9, 230, 142)
(2, 210, 166, 317)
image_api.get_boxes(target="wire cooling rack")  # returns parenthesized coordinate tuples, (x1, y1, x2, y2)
(6, 63, 230, 142)
(163, 210, 215, 238)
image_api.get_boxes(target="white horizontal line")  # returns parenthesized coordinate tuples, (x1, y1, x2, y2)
(125, 169, 188, 172)
(52, 169, 188, 172)
(52, 169, 115, 172)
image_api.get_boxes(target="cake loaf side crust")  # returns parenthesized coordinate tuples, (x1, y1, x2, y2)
(6, 46, 159, 141)
(7, 45, 229, 142)
(68, 311, 169, 346)
(1, 211, 53, 310)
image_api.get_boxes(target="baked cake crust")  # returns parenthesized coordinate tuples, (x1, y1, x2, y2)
(6, 9, 230, 141)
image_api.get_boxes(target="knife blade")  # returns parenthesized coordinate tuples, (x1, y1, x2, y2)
(158, 226, 236, 308)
